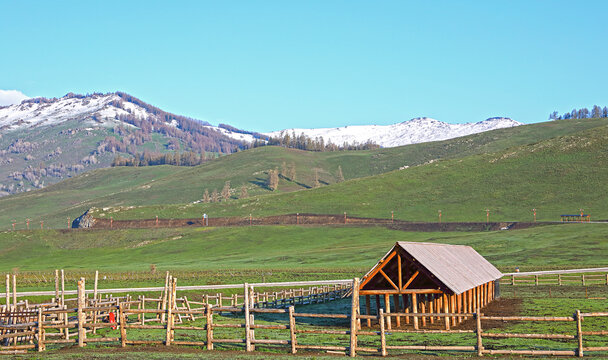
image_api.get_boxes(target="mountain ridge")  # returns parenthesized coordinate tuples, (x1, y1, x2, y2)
(265, 116, 521, 148)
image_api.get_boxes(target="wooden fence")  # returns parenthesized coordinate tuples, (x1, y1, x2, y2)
(2, 277, 607, 357)
(501, 273, 608, 286)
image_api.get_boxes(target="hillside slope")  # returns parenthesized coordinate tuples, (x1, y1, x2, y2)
(0, 92, 254, 196)
(104, 122, 608, 223)
(1, 117, 607, 228)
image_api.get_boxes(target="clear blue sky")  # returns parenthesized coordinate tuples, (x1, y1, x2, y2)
(2, 1, 607, 132)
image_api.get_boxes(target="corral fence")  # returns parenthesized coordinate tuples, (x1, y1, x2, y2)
(501, 268, 608, 287)
(1, 277, 607, 357)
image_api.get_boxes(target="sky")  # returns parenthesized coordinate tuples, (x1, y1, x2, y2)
(1, 0, 607, 132)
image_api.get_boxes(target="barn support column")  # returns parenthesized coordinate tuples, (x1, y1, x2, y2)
(384, 294, 391, 330)
(443, 294, 450, 330)
(375, 295, 381, 324)
(402, 294, 410, 325)
(429, 295, 435, 324)
(365, 295, 371, 327)
(411, 293, 418, 330)
(393, 294, 401, 327)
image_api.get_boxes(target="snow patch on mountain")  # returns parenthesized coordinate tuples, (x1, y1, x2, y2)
(265, 117, 521, 148)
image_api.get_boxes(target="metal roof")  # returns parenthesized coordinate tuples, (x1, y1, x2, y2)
(396, 241, 502, 294)
(361, 241, 502, 295)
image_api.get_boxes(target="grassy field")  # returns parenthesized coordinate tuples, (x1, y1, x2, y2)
(2, 117, 608, 229)
(103, 122, 608, 223)
(1, 223, 606, 276)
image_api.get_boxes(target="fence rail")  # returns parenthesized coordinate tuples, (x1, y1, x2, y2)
(2, 274, 607, 357)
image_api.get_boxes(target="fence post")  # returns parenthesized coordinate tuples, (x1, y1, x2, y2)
(77, 277, 86, 347)
(379, 308, 387, 357)
(5, 274, 9, 309)
(165, 278, 173, 346)
(120, 303, 127, 347)
(289, 305, 297, 354)
(476, 310, 483, 356)
(576, 310, 583, 357)
(511, 274, 515, 286)
(582, 274, 585, 286)
(349, 277, 359, 358)
(54, 270, 59, 304)
(559, 274, 562, 286)
(244, 283, 252, 351)
(535, 275, 539, 286)
(161, 272, 169, 323)
(206, 304, 214, 350)
(37, 307, 45, 352)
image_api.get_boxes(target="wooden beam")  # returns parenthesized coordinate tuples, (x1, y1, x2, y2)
(397, 254, 403, 290)
(360, 289, 442, 295)
(401, 271, 419, 290)
(379, 269, 399, 290)
(359, 250, 398, 289)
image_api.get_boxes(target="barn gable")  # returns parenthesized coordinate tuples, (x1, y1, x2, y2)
(360, 242, 502, 295)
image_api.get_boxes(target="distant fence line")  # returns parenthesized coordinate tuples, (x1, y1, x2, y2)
(501, 267, 608, 287)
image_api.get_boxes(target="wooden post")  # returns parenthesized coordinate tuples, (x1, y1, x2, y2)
(511, 274, 515, 285)
(403, 294, 410, 324)
(37, 307, 45, 352)
(120, 303, 127, 347)
(576, 310, 583, 357)
(244, 283, 252, 351)
(94, 270, 99, 301)
(77, 278, 86, 347)
(412, 293, 418, 330)
(375, 295, 381, 323)
(165, 278, 174, 346)
(12, 274, 16, 308)
(535, 275, 539, 286)
(476, 310, 483, 356)
(161, 272, 169, 323)
(559, 274, 562, 286)
(582, 274, 585, 286)
(429, 295, 435, 324)
(289, 306, 297, 354)
(379, 308, 387, 357)
(443, 293, 450, 331)
(54, 270, 59, 303)
(365, 295, 371, 327)
(384, 293, 391, 330)
(393, 294, 401, 327)
(141, 295, 146, 325)
(349, 277, 359, 358)
(61, 269, 65, 307)
(5, 274, 9, 308)
(451, 295, 457, 326)
(206, 304, 213, 350)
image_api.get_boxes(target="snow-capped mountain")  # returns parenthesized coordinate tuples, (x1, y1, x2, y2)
(0, 92, 253, 143)
(265, 117, 521, 148)
(0, 92, 254, 196)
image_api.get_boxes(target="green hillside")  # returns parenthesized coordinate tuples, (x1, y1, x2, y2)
(1, 117, 608, 229)
(107, 122, 608, 223)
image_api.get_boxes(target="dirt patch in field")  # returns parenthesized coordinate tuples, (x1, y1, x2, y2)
(84, 213, 552, 232)
(456, 297, 523, 331)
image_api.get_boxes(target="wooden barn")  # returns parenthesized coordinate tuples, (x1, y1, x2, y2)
(359, 241, 502, 329)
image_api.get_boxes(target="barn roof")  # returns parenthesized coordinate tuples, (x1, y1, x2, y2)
(362, 241, 502, 295)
